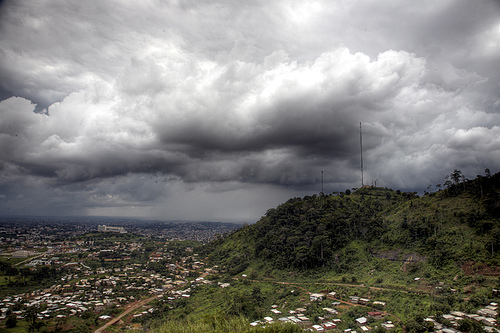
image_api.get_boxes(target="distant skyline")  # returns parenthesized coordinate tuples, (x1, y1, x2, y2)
(1, 0, 500, 222)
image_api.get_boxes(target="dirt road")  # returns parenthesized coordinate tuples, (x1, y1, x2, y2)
(94, 294, 159, 333)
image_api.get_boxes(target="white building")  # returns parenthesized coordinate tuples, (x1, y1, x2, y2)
(97, 225, 127, 233)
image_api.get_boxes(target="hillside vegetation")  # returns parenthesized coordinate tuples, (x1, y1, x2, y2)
(205, 170, 500, 275)
(150, 171, 500, 333)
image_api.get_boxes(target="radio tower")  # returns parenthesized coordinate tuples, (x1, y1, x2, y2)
(321, 170, 324, 194)
(360, 122, 364, 187)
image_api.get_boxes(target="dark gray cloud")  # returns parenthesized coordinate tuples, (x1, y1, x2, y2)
(0, 0, 499, 221)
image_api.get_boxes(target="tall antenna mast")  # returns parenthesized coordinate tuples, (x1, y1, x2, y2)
(321, 170, 324, 194)
(360, 122, 364, 187)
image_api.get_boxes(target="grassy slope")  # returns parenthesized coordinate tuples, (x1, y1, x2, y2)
(154, 316, 303, 333)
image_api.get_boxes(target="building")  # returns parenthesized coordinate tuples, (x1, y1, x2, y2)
(97, 225, 127, 233)
(368, 312, 385, 319)
(310, 293, 325, 301)
(356, 317, 368, 325)
(11, 250, 35, 258)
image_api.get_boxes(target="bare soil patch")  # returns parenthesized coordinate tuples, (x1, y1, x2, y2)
(461, 261, 500, 276)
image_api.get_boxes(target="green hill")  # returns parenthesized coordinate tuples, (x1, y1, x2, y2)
(151, 171, 500, 333)
(205, 170, 500, 277)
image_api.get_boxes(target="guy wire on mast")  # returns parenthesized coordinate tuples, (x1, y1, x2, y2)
(360, 122, 364, 187)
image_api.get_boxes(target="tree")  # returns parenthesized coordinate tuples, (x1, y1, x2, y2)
(5, 265, 18, 283)
(287, 236, 300, 252)
(485, 168, 491, 178)
(251, 286, 263, 303)
(5, 315, 17, 328)
(444, 169, 466, 195)
(450, 169, 464, 185)
(26, 305, 45, 332)
(404, 316, 430, 333)
(312, 235, 327, 261)
(19, 267, 31, 284)
(458, 318, 485, 333)
(0, 261, 10, 273)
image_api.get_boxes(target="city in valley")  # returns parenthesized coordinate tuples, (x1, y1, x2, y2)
(0, 217, 499, 333)
(0, 217, 241, 331)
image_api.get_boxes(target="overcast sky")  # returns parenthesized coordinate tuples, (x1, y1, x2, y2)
(1, 0, 500, 222)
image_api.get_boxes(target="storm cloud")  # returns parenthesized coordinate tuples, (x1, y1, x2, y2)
(1, 0, 500, 221)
